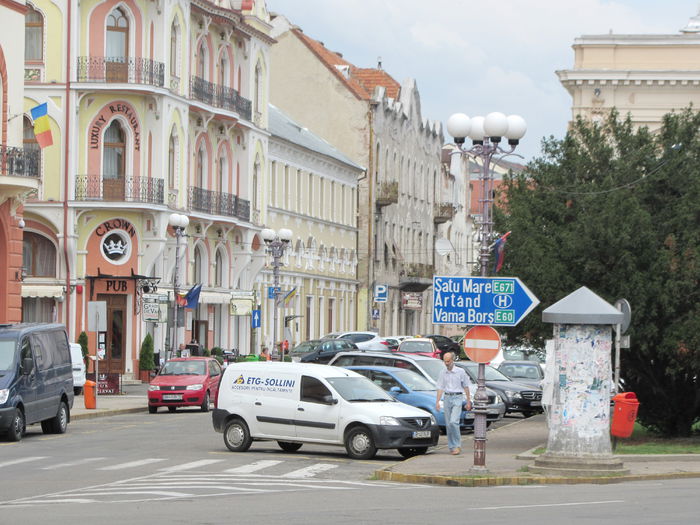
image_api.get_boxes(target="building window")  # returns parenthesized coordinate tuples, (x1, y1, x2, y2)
(107, 7, 129, 58)
(194, 245, 203, 285)
(23, 231, 56, 277)
(168, 132, 177, 190)
(305, 296, 312, 340)
(219, 54, 229, 87)
(214, 250, 224, 287)
(254, 62, 262, 114)
(327, 298, 334, 334)
(104, 120, 126, 178)
(25, 6, 44, 62)
(23, 117, 40, 165)
(170, 20, 180, 77)
(197, 41, 207, 79)
(196, 145, 206, 188)
(22, 297, 55, 323)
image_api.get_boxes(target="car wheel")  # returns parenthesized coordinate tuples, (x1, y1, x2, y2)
(148, 406, 157, 414)
(277, 441, 303, 452)
(168, 406, 177, 413)
(200, 391, 210, 412)
(7, 408, 25, 442)
(223, 418, 252, 452)
(522, 411, 535, 418)
(45, 401, 68, 434)
(397, 447, 428, 458)
(344, 426, 377, 460)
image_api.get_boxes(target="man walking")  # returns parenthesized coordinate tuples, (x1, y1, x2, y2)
(436, 351, 472, 455)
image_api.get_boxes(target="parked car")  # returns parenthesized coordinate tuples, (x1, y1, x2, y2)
(69, 342, 86, 395)
(335, 331, 391, 351)
(0, 323, 74, 441)
(497, 360, 545, 389)
(290, 339, 358, 364)
(328, 351, 505, 423)
(455, 362, 543, 417)
(212, 362, 440, 459)
(384, 335, 411, 351)
(394, 338, 441, 359)
(345, 366, 485, 431)
(423, 334, 462, 357)
(148, 357, 222, 413)
(320, 332, 342, 340)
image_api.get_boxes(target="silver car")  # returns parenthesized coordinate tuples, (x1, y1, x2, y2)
(335, 332, 391, 352)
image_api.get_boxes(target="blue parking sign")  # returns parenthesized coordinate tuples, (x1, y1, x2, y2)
(374, 284, 388, 303)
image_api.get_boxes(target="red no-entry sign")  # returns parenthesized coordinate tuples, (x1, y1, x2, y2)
(463, 326, 501, 363)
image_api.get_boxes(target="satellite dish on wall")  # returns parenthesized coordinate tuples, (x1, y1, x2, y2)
(435, 238, 454, 256)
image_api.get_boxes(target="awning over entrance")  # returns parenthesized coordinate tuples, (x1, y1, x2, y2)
(199, 291, 232, 304)
(21, 285, 64, 298)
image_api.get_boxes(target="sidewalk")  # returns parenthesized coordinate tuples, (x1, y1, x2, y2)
(68, 395, 700, 487)
(375, 414, 700, 487)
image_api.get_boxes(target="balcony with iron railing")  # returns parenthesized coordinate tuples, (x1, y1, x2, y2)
(433, 202, 455, 224)
(1, 146, 40, 179)
(190, 76, 252, 121)
(74, 175, 164, 204)
(188, 186, 250, 222)
(376, 181, 399, 207)
(77, 57, 165, 87)
(400, 262, 434, 292)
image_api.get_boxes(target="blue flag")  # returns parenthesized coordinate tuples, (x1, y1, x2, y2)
(184, 284, 202, 309)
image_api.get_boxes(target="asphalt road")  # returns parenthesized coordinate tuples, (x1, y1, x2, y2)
(1, 408, 699, 524)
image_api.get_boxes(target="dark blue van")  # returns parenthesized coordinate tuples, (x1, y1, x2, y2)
(0, 323, 74, 441)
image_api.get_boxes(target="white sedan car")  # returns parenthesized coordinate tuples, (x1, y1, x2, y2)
(336, 331, 391, 351)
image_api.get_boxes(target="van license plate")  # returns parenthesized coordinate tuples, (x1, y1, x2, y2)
(412, 430, 431, 439)
(162, 394, 182, 401)
(531, 401, 541, 407)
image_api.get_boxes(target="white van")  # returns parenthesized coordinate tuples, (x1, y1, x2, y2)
(69, 343, 86, 395)
(212, 362, 439, 459)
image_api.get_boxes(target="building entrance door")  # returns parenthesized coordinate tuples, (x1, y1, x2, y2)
(98, 294, 127, 373)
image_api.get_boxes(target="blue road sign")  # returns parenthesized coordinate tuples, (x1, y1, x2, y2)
(432, 276, 539, 326)
(374, 284, 388, 303)
(251, 309, 261, 328)
(268, 286, 280, 300)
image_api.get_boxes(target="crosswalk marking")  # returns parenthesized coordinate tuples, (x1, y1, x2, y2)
(223, 460, 283, 474)
(281, 463, 338, 478)
(98, 459, 167, 471)
(158, 459, 224, 472)
(0, 457, 47, 469)
(42, 457, 107, 470)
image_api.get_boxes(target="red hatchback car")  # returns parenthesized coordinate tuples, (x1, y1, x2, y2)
(148, 357, 222, 413)
(394, 338, 442, 360)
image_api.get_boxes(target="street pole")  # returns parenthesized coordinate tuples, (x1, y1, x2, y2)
(446, 112, 527, 471)
(168, 213, 189, 364)
(261, 228, 293, 361)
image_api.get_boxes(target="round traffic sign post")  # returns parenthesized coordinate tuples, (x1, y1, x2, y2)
(463, 325, 501, 363)
(462, 325, 501, 471)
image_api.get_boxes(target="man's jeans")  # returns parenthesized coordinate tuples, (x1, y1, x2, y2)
(443, 393, 464, 450)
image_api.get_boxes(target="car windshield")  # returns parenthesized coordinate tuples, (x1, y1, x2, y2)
(0, 340, 16, 372)
(326, 376, 394, 402)
(391, 369, 436, 391)
(398, 341, 434, 353)
(291, 341, 321, 355)
(458, 363, 511, 381)
(416, 360, 446, 382)
(159, 360, 206, 376)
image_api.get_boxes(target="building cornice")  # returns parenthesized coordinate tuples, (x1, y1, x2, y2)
(267, 207, 358, 233)
(574, 34, 700, 46)
(557, 69, 700, 86)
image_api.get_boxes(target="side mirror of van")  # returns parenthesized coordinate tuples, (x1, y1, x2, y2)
(323, 395, 338, 405)
(22, 358, 34, 375)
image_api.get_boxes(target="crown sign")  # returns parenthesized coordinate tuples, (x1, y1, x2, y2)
(104, 239, 127, 256)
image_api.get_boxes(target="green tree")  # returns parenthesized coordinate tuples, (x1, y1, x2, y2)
(139, 333, 155, 371)
(77, 331, 89, 366)
(496, 109, 700, 436)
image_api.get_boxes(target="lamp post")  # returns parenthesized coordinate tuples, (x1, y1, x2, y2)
(446, 111, 527, 471)
(169, 213, 189, 364)
(261, 228, 293, 361)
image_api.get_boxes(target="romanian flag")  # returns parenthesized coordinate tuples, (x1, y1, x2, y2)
(30, 103, 53, 148)
(492, 231, 511, 274)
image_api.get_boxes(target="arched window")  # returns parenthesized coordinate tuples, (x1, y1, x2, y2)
(23, 116, 39, 153)
(252, 158, 260, 213)
(107, 7, 128, 57)
(195, 145, 206, 188)
(104, 120, 125, 177)
(25, 6, 44, 62)
(168, 132, 177, 190)
(197, 41, 207, 79)
(218, 152, 228, 193)
(193, 245, 205, 285)
(254, 61, 263, 115)
(219, 53, 229, 87)
(23, 232, 56, 277)
(170, 20, 180, 78)
(214, 249, 224, 287)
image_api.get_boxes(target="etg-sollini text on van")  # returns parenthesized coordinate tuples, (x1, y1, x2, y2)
(212, 362, 440, 459)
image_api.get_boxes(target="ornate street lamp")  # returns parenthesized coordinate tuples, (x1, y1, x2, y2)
(261, 228, 293, 360)
(169, 213, 189, 363)
(446, 111, 527, 471)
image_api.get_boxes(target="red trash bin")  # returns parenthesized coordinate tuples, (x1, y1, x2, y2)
(611, 392, 639, 438)
(84, 380, 96, 409)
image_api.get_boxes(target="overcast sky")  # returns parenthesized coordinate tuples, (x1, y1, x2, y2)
(265, 0, 700, 162)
